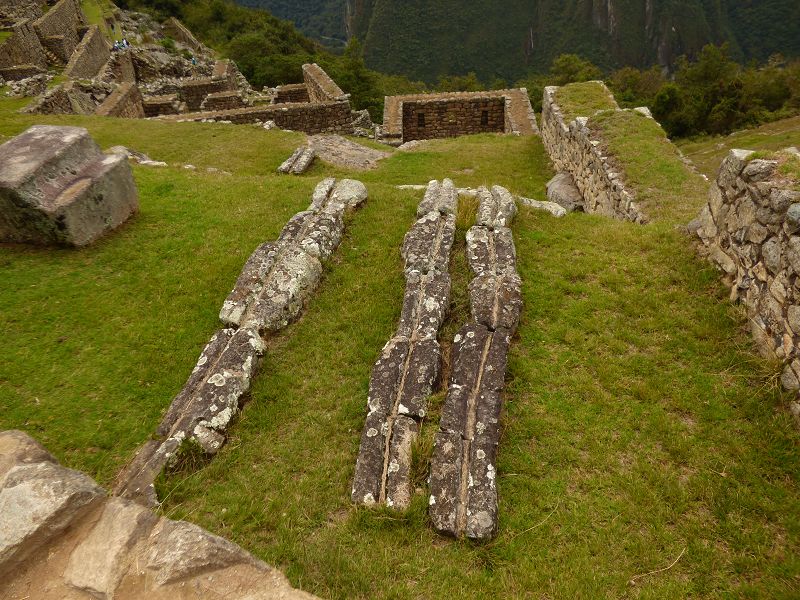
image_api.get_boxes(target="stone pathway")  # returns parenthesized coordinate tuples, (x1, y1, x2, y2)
(429, 186, 522, 540)
(351, 180, 458, 509)
(308, 134, 391, 171)
(0, 431, 316, 600)
(115, 178, 368, 506)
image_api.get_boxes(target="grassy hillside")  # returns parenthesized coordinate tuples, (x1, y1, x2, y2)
(245, 0, 800, 84)
(1, 86, 798, 598)
(678, 115, 800, 179)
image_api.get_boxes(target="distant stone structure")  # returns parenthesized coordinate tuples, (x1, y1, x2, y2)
(693, 148, 800, 417)
(63, 25, 109, 79)
(0, 125, 138, 247)
(96, 81, 145, 118)
(0, 430, 316, 599)
(540, 82, 647, 223)
(31, 0, 85, 63)
(381, 89, 539, 145)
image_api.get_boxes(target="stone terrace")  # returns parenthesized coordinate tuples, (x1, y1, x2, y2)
(382, 89, 539, 145)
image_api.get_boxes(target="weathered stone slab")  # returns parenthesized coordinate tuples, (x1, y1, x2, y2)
(325, 178, 369, 214)
(465, 432, 499, 540)
(402, 211, 457, 274)
(219, 243, 281, 327)
(350, 409, 388, 506)
(417, 178, 458, 217)
(306, 177, 336, 212)
(546, 172, 584, 212)
(278, 146, 316, 175)
(0, 430, 55, 487)
(439, 386, 501, 439)
(384, 415, 419, 510)
(476, 185, 517, 229)
(241, 245, 323, 333)
(469, 273, 523, 332)
(397, 270, 451, 341)
(0, 125, 139, 246)
(295, 212, 344, 261)
(428, 431, 464, 536)
(366, 337, 410, 416)
(466, 226, 517, 276)
(0, 461, 104, 576)
(397, 339, 441, 419)
(64, 497, 158, 598)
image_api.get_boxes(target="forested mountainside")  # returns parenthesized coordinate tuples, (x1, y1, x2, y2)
(236, 0, 800, 83)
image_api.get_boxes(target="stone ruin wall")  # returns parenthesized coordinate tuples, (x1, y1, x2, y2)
(401, 96, 506, 142)
(275, 83, 310, 104)
(63, 25, 109, 79)
(32, 0, 85, 63)
(0, 20, 47, 72)
(96, 82, 144, 118)
(303, 62, 346, 103)
(0, 0, 43, 24)
(168, 100, 354, 135)
(694, 149, 800, 408)
(162, 17, 203, 52)
(98, 50, 136, 84)
(540, 84, 646, 223)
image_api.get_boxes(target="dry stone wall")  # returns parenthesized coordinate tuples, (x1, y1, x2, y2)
(402, 97, 506, 142)
(274, 83, 310, 104)
(63, 25, 109, 79)
(32, 0, 85, 63)
(0, 20, 47, 72)
(0, 430, 316, 600)
(303, 62, 346, 103)
(351, 179, 458, 510)
(540, 83, 646, 223)
(166, 100, 355, 135)
(694, 149, 800, 410)
(96, 82, 144, 118)
(115, 178, 368, 506)
(200, 90, 246, 111)
(0, 0, 43, 25)
(429, 186, 520, 541)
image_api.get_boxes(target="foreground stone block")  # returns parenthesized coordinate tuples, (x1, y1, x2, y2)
(466, 226, 517, 276)
(0, 125, 139, 246)
(476, 185, 517, 229)
(0, 461, 104, 576)
(0, 430, 317, 599)
(397, 270, 451, 341)
(417, 178, 458, 217)
(469, 273, 523, 333)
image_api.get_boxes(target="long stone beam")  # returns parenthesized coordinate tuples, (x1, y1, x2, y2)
(351, 179, 458, 510)
(429, 185, 521, 540)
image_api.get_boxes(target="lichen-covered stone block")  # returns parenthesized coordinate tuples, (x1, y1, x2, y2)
(465, 226, 517, 276)
(219, 243, 281, 327)
(397, 270, 451, 341)
(428, 431, 464, 536)
(417, 178, 458, 217)
(402, 211, 456, 274)
(351, 409, 389, 506)
(469, 273, 523, 332)
(475, 185, 517, 229)
(0, 125, 138, 246)
(384, 415, 419, 510)
(366, 337, 410, 416)
(278, 146, 316, 175)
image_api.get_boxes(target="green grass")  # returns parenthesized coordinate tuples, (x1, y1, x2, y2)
(80, 0, 118, 41)
(590, 109, 710, 223)
(678, 115, 800, 179)
(1, 93, 799, 598)
(0, 31, 12, 45)
(555, 81, 619, 123)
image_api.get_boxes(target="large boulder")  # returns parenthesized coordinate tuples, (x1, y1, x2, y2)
(546, 172, 584, 212)
(0, 125, 139, 247)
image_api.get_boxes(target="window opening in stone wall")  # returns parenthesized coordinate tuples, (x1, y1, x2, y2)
(417, 112, 425, 128)
(481, 110, 489, 125)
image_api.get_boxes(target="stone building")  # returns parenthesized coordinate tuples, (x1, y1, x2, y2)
(381, 89, 539, 145)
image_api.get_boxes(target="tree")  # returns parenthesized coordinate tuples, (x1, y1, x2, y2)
(549, 54, 602, 86)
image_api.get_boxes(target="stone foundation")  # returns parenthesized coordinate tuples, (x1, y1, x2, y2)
(96, 82, 144, 118)
(540, 83, 646, 223)
(694, 148, 800, 405)
(64, 25, 109, 79)
(164, 100, 355, 135)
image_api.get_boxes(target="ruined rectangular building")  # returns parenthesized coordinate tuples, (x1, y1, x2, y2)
(381, 89, 539, 145)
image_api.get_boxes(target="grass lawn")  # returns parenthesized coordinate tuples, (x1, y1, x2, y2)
(678, 115, 800, 179)
(1, 93, 798, 599)
(555, 81, 619, 123)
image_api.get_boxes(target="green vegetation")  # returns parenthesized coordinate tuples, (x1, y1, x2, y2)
(266, 0, 800, 84)
(554, 81, 618, 123)
(0, 31, 12, 45)
(677, 116, 800, 178)
(2, 66, 800, 597)
(81, 0, 119, 40)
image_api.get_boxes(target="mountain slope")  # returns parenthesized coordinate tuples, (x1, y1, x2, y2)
(237, 0, 800, 83)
